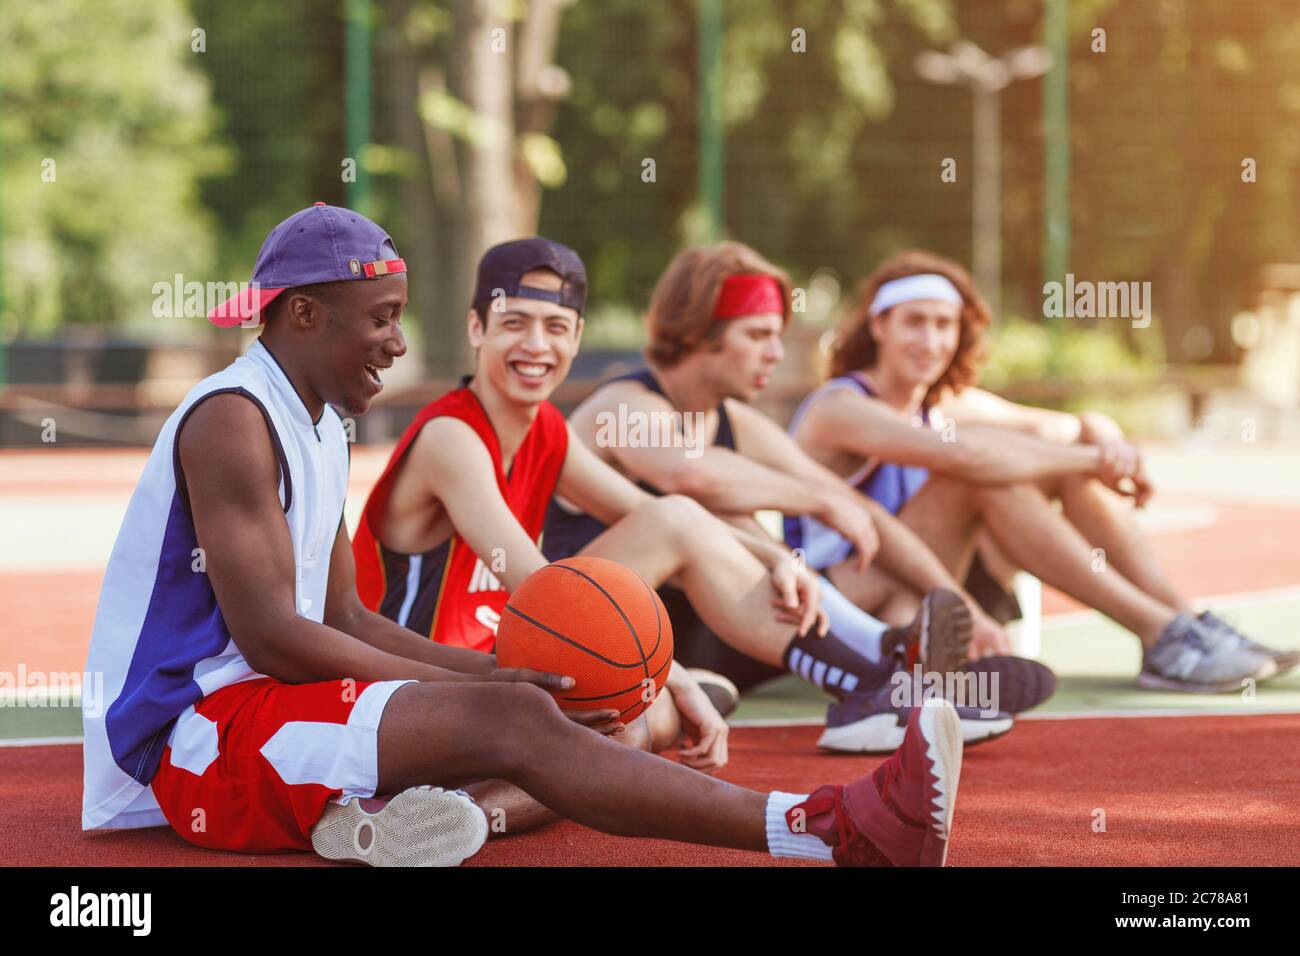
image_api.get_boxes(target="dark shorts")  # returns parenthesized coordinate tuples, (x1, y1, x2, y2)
(658, 586, 786, 693)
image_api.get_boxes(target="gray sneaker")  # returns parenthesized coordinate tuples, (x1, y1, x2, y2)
(1197, 610, 1300, 677)
(1137, 614, 1277, 693)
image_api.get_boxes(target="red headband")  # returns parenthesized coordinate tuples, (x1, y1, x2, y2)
(712, 273, 786, 321)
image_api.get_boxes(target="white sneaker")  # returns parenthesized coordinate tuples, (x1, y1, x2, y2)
(1138, 614, 1277, 693)
(311, 786, 488, 867)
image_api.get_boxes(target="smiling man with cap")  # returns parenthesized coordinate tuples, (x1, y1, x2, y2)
(82, 204, 549, 863)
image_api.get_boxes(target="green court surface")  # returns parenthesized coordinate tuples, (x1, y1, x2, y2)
(0, 705, 81, 741)
(5, 590, 1299, 741)
(731, 588, 1300, 724)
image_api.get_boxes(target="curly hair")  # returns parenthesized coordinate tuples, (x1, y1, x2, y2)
(828, 250, 990, 406)
(645, 242, 791, 369)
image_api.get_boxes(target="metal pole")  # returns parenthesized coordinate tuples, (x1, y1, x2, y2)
(345, 0, 373, 216)
(1043, 0, 1069, 361)
(972, 84, 1001, 320)
(697, 0, 724, 242)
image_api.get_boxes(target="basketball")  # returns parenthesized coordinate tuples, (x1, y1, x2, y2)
(495, 557, 674, 722)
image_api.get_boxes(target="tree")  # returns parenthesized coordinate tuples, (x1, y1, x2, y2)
(382, 0, 575, 373)
(1, 0, 223, 337)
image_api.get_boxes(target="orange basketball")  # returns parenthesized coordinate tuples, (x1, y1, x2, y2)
(495, 557, 673, 722)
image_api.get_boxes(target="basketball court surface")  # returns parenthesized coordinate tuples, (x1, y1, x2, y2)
(4, 443, 1299, 865)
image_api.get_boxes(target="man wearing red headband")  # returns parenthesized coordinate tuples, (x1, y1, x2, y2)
(545, 242, 1055, 754)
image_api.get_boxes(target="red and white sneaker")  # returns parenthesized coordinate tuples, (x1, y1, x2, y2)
(788, 698, 963, 866)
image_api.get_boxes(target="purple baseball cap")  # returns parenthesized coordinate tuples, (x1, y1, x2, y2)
(207, 202, 407, 327)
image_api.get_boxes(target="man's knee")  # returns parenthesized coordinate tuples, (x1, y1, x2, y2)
(969, 480, 1033, 509)
(636, 494, 709, 543)
(400, 680, 557, 748)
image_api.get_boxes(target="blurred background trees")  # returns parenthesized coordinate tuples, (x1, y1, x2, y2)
(6, 0, 1300, 376)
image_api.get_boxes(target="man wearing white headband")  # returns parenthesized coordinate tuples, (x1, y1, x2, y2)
(867, 273, 966, 317)
(789, 250, 1297, 694)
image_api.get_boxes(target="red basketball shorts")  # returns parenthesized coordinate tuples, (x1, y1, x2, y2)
(150, 676, 414, 853)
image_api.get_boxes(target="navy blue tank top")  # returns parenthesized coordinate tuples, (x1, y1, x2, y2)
(542, 367, 734, 560)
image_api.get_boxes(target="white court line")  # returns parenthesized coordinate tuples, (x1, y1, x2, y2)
(1018, 706, 1300, 720)
(0, 735, 82, 747)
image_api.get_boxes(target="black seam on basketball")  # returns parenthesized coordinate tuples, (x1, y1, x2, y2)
(638, 574, 664, 665)
(501, 604, 645, 669)
(560, 656, 672, 702)
(551, 562, 651, 679)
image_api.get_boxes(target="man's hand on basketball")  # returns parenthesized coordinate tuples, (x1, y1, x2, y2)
(487, 671, 626, 734)
(817, 491, 879, 570)
(671, 679, 729, 774)
(487, 666, 576, 692)
(769, 558, 828, 637)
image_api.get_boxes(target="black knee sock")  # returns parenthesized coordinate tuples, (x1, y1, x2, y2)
(783, 629, 893, 700)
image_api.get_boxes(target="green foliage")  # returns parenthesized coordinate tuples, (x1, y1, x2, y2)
(187, 0, 346, 285)
(1, 0, 224, 337)
(542, 0, 957, 313)
(980, 317, 1161, 394)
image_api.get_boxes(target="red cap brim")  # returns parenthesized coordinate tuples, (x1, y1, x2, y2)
(207, 286, 286, 328)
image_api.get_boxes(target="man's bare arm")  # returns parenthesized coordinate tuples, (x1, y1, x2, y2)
(938, 386, 1083, 444)
(798, 387, 1109, 487)
(581, 382, 830, 517)
(322, 522, 495, 675)
(179, 395, 562, 688)
(410, 417, 551, 592)
(553, 423, 655, 525)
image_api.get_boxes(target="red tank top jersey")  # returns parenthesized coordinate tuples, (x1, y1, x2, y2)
(353, 386, 569, 652)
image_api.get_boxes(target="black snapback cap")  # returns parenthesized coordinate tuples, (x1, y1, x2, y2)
(472, 237, 587, 316)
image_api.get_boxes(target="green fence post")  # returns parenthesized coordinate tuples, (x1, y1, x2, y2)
(1043, 0, 1069, 372)
(697, 0, 724, 242)
(345, 0, 373, 216)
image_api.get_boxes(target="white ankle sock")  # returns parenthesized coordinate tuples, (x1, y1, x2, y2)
(765, 791, 835, 861)
(820, 578, 887, 662)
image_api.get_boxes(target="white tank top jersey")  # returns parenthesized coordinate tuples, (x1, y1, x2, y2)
(81, 338, 350, 831)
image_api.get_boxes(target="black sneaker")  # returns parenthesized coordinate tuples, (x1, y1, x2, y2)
(960, 656, 1057, 713)
(817, 659, 1013, 754)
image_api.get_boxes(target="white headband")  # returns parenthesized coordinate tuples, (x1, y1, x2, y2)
(869, 273, 963, 316)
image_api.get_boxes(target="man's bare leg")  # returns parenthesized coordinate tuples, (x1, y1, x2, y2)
(580, 496, 949, 751)
(377, 681, 767, 848)
(579, 496, 801, 668)
(1056, 474, 1191, 615)
(460, 709, 659, 838)
(899, 476, 1175, 645)
(643, 684, 684, 750)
